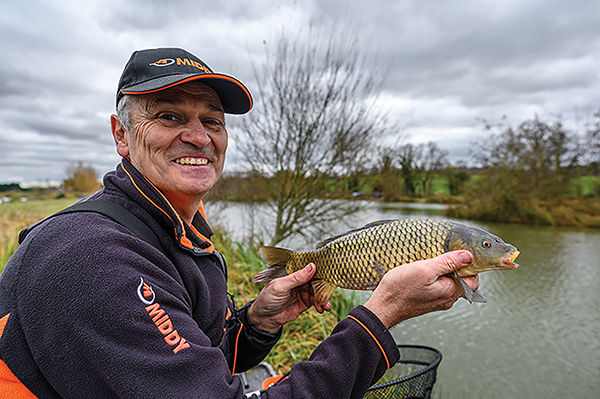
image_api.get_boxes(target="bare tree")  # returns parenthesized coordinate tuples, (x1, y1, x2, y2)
(414, 142, 449, 196)
(237, 25, 394, 245)
(472, 115, 575, 198)
(583, 110, 600, 176)
(395, 142, 448, 197)
(397, 144, 419, 196)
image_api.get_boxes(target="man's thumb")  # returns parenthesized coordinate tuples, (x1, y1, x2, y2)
(438, 250, 473, 275)
(278, 263, 315, 290)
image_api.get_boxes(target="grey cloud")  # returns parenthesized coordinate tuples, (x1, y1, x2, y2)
(100, 0, 284, 32)
(311, 0, 600, 104)
(1, 0, 599, 184)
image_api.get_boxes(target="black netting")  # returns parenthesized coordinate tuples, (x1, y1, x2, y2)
(364, 345, 442, 399)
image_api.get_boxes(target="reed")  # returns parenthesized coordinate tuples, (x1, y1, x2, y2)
(447, 196, 600, 228)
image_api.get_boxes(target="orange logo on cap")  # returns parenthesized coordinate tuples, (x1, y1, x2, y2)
(176, 58, 211, 74)
(149, 58, 175, 67)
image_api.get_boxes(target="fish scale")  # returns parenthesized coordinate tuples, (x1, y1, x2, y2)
(283, 219, 453, 289)
(254, 218, 520, 304)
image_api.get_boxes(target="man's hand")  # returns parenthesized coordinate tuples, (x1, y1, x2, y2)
(364, 250, 479, 329)
(248, 263, 332, 333)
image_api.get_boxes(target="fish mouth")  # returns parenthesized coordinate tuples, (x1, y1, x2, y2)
(501, 250, 520, 269)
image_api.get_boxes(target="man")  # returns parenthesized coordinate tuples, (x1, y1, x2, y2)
(0, 47, 478, 398)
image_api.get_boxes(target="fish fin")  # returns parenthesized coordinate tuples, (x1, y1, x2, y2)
(450, 271, 487, 304)
(258, 246, 292, 266)
(253, 247, 292, 283)
(252, 264, 289, 283)
(363, 261, 388, 290)
(373, 261, 387, 279)
(316, 220, 396, 249)
(469, 287, 487, 303)
(312, 280, 337, 304)
(360, 220, 397, 228)
(315, 238, 333, 249)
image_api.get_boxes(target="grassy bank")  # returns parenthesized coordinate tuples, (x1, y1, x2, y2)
(446, 196, 600, 228)
(0, 198, 77, 271)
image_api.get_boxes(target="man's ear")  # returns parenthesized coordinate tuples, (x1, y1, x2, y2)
(111, 115, 130, 157)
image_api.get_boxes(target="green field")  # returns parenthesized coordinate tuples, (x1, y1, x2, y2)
(0, 198, 78, 272)
(0, 198, 78, 217)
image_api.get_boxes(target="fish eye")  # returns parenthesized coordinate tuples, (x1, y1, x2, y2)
(482, 240, 492, 248)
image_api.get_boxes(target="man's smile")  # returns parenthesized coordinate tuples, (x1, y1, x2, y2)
(174, 157, 209, 166)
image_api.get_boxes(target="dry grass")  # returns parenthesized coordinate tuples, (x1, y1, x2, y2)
(0, 199, 77, 271)
(0, 210, 46, 271)
(447, 197, 600, 228)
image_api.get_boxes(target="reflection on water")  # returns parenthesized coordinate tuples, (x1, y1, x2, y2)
(207, 201, 600, 399)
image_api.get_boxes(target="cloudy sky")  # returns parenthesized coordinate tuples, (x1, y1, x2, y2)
(1, 0, 599, 186)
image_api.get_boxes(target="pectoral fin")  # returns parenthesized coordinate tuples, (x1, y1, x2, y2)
(312, 280, 338, 305)
(363, 261, 388, 290)
(451, 271, 487, 304)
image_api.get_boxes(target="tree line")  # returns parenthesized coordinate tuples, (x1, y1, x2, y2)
(214, 112, 600, 202)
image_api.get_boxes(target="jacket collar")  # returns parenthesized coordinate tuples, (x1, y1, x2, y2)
(119, 157, 215, 253)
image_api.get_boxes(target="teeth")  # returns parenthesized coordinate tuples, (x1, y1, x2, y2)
(175, 157, 208, 165)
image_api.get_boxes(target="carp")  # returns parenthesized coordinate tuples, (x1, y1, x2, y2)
(253, 218, 520, 304)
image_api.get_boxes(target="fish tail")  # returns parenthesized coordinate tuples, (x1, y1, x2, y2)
(451, 271, 487, 304)
(252, 246, 292, 283)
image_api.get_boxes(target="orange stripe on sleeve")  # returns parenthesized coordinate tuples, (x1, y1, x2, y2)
(0, 314, 37, 398)
(346, 315, 390, 369)
(0, 314, 9, 337)
(231, 323, 244, 376)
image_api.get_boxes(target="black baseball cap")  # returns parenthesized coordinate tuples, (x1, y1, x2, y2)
(116, 47, 253, 114)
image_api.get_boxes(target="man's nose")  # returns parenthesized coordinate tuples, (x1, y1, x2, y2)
(180, 119, 211, 147)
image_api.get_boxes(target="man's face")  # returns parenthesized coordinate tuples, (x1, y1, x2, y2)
(113, 83, 227, 215)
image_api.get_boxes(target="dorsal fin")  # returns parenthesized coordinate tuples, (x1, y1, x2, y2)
(315, 220, 396, 249)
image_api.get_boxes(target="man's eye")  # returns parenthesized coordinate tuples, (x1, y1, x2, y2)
(159, 114, 179, 122)
(204, 119, 223, 128)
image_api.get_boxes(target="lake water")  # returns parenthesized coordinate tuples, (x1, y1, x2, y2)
(206, 201, 600, 399)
